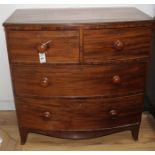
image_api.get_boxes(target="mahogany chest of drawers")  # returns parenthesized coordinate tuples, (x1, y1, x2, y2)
(3, 8, 154, 144)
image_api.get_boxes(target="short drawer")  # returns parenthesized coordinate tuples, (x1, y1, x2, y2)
(12, 62, 146, 97)
(7, 30, 79, 64)
(84, 28, 152, 62)
(16, 94, 143, 131)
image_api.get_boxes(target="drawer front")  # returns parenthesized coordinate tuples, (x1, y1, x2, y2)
(7, 30, 79, 63)
(16, 94, 143, 131)
(84, 28, 152, 62)
(12, 62, 146, 97)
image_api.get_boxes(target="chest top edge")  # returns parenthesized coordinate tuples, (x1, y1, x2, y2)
(3, 7, 155, 31)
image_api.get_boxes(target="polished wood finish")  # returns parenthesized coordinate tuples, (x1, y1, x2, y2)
(112, 75, 121, 84)
(7, 31, 79, 64)
(16, 94, 143, 131)
(16, 91, 145, 145)
(1, 111, 155, 151)
(40, 77, 49, 88)
(12, 62, 146, 97)
(36, 40, 52, 53)
(113, 40, 124, 51)
(19, 124, 140, 145)
(3, 8, 154, 144)
(4, 8, 153, 25)
(3, 8, 154, 32)
(84, 28, 152, 62)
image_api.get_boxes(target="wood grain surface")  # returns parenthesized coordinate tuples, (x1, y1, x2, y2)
(7, 30, 79, 64)
(84, 27, 152, 62)
(12, 62, 146, 97)
(3, 8, 154, 144)
(16, 94, 143, 131)
(4, 7, 153, 25)
(3, 8, 154, 31)
(0, 111, 155, 150)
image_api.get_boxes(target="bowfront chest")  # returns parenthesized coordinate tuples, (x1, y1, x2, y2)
(3, 8, 154, 144)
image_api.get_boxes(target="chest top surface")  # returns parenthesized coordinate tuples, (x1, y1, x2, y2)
(3, 7, 153, 25)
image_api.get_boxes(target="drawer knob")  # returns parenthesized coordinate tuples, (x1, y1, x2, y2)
(42, 111, 51, 121)
(37, 40, 51, 53)
(109, 109, 118, 119)
(40, 77, 49, 88)
(112, 75, 121, 84)
(77, 103, 82, 109)
(113, 40, 124, 51)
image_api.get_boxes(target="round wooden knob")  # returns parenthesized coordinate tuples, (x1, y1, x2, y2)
(37, 40, 51, 53)
(112, 75, 121, 84)
(42, 111, 51, 121)
(40, 77, 49, 88)
(113, 40, 124, 51)
(109, 109, 118, 119)
(37, 44, 48, 53)
(77, 103, 82, 109)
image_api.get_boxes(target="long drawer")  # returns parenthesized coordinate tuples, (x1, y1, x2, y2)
(12, 62, 147, 97)
(84, 28, 152, 62)
(16, 94, 143, 131)
(7, 30, 79, 64)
